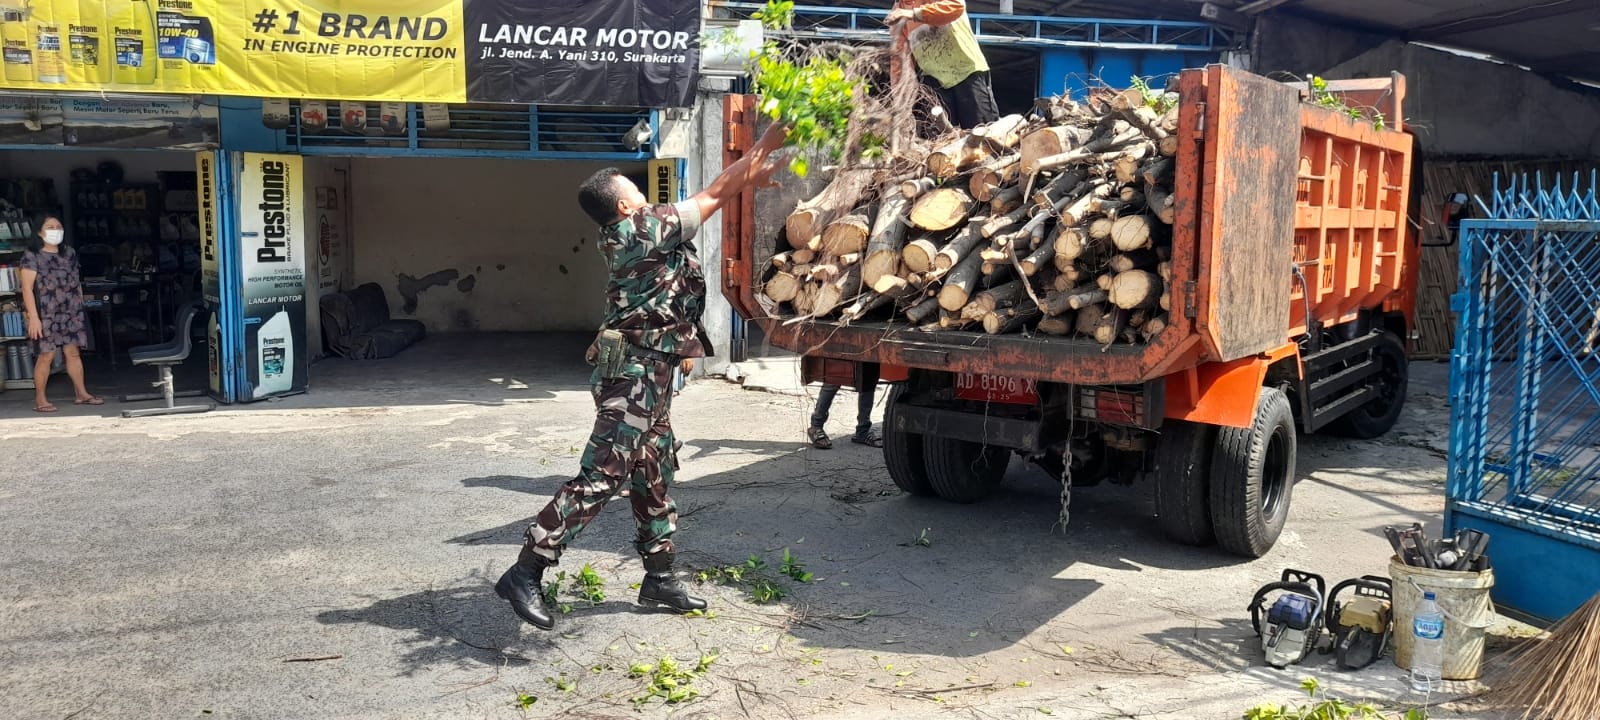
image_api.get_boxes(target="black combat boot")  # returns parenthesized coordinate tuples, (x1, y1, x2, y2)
(495, 551, 554, 630)
(638, 552, 707, 613)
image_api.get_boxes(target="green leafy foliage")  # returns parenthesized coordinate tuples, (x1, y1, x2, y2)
(743, 0, 862, 176)
(574, 563, 606, 605)
(1306, 76, 1387, 131)
(513, 692, 538, 711)
(1241, 677, 1427, 720)
(780, 548, 814, 583)
(694, 552, 794, 604)
(1128, 75, 1178, 114)
(545, 673, 576, 694)
(542, 563, 605, 613)
(629, 653, 719, 705)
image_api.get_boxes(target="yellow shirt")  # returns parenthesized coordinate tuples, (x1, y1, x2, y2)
(906, 2, 988, 89)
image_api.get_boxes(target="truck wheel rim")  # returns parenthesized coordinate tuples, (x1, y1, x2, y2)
(1362, 350, 1404, 420)
(1262, 426, 1290, 518)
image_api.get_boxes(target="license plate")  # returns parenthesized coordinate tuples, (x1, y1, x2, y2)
(954, 372, 1040, 405)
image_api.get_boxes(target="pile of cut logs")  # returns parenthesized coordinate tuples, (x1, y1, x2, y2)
(761, 88, 1179, 346)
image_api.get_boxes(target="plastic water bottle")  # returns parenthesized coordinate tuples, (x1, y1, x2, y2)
(1411, 591, 1446, 692)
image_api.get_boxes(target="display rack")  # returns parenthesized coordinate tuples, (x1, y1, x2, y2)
(0, 179, 63, 393)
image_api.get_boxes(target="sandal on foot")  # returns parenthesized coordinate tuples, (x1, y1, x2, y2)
(34, 403, 58, 413)
(75, 396, 105, 406)
(851, 429, 884, 448)
(807, 427, 833, 449)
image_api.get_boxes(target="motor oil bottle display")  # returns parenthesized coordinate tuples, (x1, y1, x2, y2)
(2, 10, 33, 83)
(67, 0, 112, 84)
(155, 0, 215, 89)
(252, 309, 294, 399)
(32, 3, 66, 83)
(111, 0, 156, 84)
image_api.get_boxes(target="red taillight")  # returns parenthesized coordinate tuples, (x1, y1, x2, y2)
(1079, 388, 1143, 425)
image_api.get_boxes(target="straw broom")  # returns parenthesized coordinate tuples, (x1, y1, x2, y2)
(1490, 591, 1600, 720)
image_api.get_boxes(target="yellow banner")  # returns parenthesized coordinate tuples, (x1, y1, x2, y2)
(0, 0, 466, 101)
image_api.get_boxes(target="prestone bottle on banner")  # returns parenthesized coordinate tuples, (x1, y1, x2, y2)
(32, 5, 66, 84)
(253, 309, 294, 398)
(2, 10, 34, 83)
(67, 0, 112, 84)
(111, 0, 157, 84)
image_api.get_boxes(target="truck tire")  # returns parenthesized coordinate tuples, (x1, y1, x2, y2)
(1326, 331, 1408, 439)
(1209, 387, 1296, 558)
(882, 385, 934, 496)
(1152, 419, 1217, 547)
(924, 436, 1010, 504)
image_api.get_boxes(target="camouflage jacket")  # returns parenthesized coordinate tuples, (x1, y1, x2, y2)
(597, 201, 708, 358)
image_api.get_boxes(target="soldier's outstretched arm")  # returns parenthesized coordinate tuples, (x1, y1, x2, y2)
(680, 123, 789, 227)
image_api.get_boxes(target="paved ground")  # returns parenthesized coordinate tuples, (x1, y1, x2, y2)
(0, 337, 1523, 719)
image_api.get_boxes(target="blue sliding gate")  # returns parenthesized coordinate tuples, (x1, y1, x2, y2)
(1447, 172, 1600, 624)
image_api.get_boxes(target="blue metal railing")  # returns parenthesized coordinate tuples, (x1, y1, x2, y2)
(282, 102, 656, 161)
(714, 2, 1234, 51)
(1448, 171, 1600, 624)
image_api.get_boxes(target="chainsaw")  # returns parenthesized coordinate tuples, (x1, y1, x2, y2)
(1248, 569, 1327, 668)
(1325, 575, 1393, 670)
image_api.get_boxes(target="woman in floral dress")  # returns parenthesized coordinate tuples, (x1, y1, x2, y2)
(20, 216, 102, 412)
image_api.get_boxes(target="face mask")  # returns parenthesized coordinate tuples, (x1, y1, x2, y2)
(43, 229, 64, 246)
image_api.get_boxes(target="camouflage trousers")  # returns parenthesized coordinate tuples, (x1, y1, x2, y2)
(524, 358, 679, 565)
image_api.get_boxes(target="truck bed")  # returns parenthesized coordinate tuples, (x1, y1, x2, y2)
(721, 65, 1413, 386)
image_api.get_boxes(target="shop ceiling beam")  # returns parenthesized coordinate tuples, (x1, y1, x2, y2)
(1236, 0, 1299, 14)
(715, 2, 1232, 51)
(1407, 0, 1588, 41)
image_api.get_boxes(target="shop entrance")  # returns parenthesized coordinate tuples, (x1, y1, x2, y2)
(241, 101, 667, 402)
(305, 154, 646, 397)
(0, 148, 208, 405)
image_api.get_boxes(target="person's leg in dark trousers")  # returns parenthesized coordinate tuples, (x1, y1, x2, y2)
(809, 384, 842, 448)
(852, 362, 882, 446)
(945, 71, 1001, 129)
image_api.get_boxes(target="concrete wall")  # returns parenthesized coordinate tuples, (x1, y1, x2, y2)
(1252, 12, 1388, 82)
(682, 87, 733, 377)
(347, 156, 640, 333)
(300, 156, 350, 359)
(1321, 41, 1600, 159)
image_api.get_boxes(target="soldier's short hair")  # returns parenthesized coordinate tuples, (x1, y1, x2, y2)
(579, 168, 626, 225)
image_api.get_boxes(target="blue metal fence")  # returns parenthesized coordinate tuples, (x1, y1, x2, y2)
(1447, 171, 1600, 624)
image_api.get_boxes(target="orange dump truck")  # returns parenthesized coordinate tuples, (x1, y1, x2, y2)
(720, 66, 1419, 557)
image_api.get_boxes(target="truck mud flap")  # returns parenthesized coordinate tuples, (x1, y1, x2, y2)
(892, 405, 1040, 452)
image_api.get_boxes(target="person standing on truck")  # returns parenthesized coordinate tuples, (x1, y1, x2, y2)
(885, 0, 1001, 130)
(494, 122, 790, 631)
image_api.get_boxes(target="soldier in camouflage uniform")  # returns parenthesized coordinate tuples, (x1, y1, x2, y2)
(496, 122, 789, 631)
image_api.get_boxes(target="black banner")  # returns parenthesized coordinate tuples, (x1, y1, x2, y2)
(464, 0, 701, 107)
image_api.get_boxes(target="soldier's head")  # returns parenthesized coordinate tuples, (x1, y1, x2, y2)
(578, 168, 649, 226)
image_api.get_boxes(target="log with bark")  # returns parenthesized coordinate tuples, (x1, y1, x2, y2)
(909, 188, 975, 232)
(1040, 284, 1108, 315)
(937, 249, 987, 312)
(927, 135, 990, 179)
(861, 190, 912, 290)
(820, 213, 871, 256)
(757, 80, 1185, 345)
(969, 155, 1021, 202)
(1108, 270, 1163, 310)
(984, 303, 1041, 335)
